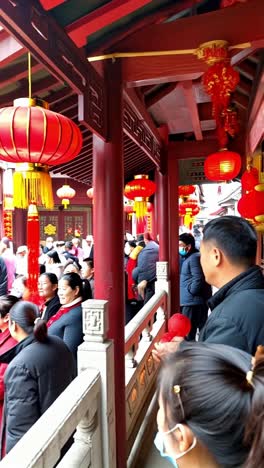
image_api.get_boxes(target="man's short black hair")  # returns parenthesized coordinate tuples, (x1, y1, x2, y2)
(203, 216, 257, 266)
(179, 233, 195, 250)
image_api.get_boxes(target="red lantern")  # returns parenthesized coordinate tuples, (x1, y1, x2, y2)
(0, 98, 82, 208)
(124, 175, 156, 219)
(56, 184, 76, 209)
(237, 188, 264, 221)
(178, 185, 195, 197)
(168, 313, 191, 338)
(241, 167, 259, 192)
(179, 198, 200, 229)
(204, 149, 241, 182)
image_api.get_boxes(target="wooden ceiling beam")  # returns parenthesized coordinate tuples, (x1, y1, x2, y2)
(236, 61, 257, 81)
(0, 75, 58, 106)
(247, 55, 264, 152)
(117, 0, 264, 52)
(0, 59, 42, 88)
(236, 77, 252, 96)
(86, 0, 201, 55)
(52, 95, 78, 114)
(0, 0, 106, 138)
(231, 39, 264, 66)
(145, 83, 178, 109)
(66, 0, 152, 48)
(233, 92, 249, 110)
(0, 30, 25, 66)
(169, 139, 219, 160)
(47, 87, 74, 106)
(39, 0, 66, 9)
(181, 81, 203, 141)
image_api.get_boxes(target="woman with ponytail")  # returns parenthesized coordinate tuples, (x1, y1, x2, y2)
(156, 342, 264, 468)
(0, 301, 75, 455)
(47, 272, 92, 359)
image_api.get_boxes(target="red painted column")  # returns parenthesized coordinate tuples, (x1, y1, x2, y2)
(93, 61, 126, 468)
(168, 144, 180, 315)
(157, 125, 169, 261)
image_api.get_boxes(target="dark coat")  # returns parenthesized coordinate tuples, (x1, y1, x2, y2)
(180, 252, 211, 306)
(132, 241, 159, 284)
(48, 303, 83, 358)
(41, 294, 61, 322)
(1, 334, 75, 453)
(199, 266, 264, 354)
(0, 258, 8, 297)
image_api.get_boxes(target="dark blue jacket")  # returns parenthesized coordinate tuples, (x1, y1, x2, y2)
(180, 252, 210, 306)
(1, 334, 75, 453)
(199, 266, 264, 354)
(132, 241, 159, 283)
(48, 303, 83, 359)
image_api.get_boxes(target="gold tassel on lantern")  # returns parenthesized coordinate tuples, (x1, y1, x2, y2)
(13, 163, 54, 209)
(134, 197, 148, 219)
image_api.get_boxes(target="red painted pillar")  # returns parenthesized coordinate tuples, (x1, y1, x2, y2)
(168, 144, 180, 315)
(157, 125, 169, 261)
(93, 61, 126, 468)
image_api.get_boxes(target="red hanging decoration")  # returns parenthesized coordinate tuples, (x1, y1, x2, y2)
(3, 211, 13, 240)
(237, 188, 264, 221)
(197, 40, 240, 149)
(27, 203, 41, 304)
(0, 98, 83, 208)
(124, 175, 156, 219)
(204, 149, 241, 182)
(179, 198, 200, 229)
(241, 166, 259, 192)
(178, 185, 196, 197)
(56, 184, 76, 209)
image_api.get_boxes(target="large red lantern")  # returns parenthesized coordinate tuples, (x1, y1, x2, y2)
(56, 184, 76, 209)
(0, 98, 82, 208)
(179, 198, 200, 229)
(178, 185, 195, 197)
(124, 175, 156, 219)
(241, 167, 259, 192)
(237, 188, 264, 221)
(204, 149, 241, 182)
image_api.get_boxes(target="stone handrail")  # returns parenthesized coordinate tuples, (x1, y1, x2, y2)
(125, 261, 169, 461)
(0, 368, 102, 468)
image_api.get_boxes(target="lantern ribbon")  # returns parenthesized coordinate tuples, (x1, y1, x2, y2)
(27, 203, 41, 304)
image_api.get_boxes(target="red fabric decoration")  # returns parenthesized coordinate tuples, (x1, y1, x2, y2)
(204, 149, 241, 181)
(241, 167, 259, 192)
(3, 211, 13, 240)
(160, 332, 175, 343)
(0, 100, 82, 165)
(168, 313, 192, 337)
(27, 203, 41, 303)
(178, 185, 195, 197)
(203, 63, 239, 119)
(237, 189, 264, 220)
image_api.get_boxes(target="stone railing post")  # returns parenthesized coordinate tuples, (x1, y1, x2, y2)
(155, 261, 170, 318)
(78, 299, 116, 468)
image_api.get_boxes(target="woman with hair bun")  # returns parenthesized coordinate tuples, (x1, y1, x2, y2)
(0, 301, 75, 454)
(47, 272, 92, 359)
(156, 342, 264, 468)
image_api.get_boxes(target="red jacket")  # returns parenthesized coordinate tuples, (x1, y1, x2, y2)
(0, 330, 17, 431)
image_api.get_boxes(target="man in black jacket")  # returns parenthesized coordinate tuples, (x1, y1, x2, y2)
(198, 215, 264, 354)
(153, 216, 264, 360)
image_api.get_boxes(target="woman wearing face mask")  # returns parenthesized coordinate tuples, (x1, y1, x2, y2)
(179, 233, 211, 340)
(156, 341, 264, 468)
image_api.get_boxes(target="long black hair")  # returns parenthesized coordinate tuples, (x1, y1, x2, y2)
(158, 342, 264, 468)
(9, 301, 48, 343)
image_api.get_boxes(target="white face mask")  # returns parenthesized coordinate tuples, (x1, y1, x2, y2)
(154, 423, 197, 466)
(124, 245, 131, 256)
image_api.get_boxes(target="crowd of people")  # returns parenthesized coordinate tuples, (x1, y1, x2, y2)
(154, 215, 264, 467)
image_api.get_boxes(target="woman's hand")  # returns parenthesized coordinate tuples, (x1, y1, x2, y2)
(152, 336, 184, 363)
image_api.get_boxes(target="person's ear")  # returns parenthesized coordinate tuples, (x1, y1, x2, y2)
(175, 424, 194, 452)
(3, 313, 10, 324)
(211, 246, 223, 267)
